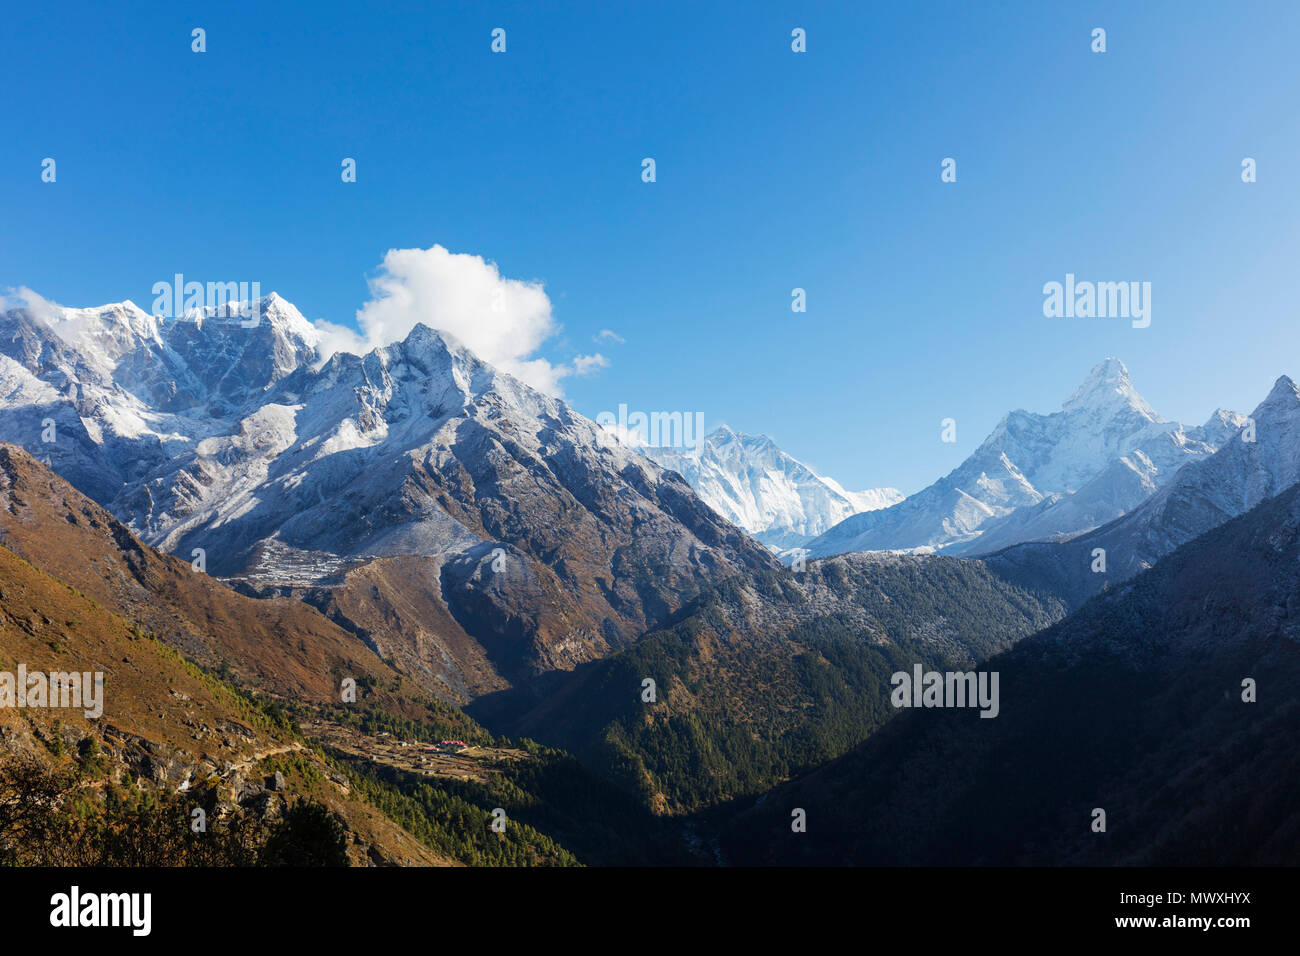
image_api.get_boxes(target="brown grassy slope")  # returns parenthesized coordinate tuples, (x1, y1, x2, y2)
(297, 554, 515, 703)
(0, 543, 450, 865)
(0, 543, 288, 770)
(0, 443, 428, 715)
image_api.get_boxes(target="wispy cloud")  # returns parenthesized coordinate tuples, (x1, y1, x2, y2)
(572, 353, 610, 376)
(0, 286, 64, 325)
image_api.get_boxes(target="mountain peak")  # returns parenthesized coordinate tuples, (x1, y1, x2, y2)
(48, 299, 152, 326)
(389, 323, 494, 379)
(403, 320, 456, 350)
(188, 292, 322, 346)
(32, 299, 164, 366)
(1061, 358, 1158, 420)
(1270, 373, 1297, 393)
(1257, 375, 1300, 414)
(716, 427, 776, 451)
(643, 427, 901, 549)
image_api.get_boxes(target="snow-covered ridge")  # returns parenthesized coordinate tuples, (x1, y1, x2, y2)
(805, 358, 1247, 559)
(644, 425, 902, 550)
(984, 373, 1300, 602)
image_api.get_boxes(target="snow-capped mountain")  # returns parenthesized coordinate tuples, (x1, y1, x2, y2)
(0, 294, 323, 502)
(986, 373, 1300, 605)
(1087, 373, 1300, 570)
(805, 358, 1245, 558)
(643, 426, 901, 549)
(0, 294, 779, 695)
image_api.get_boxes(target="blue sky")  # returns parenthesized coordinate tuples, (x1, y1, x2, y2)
(4, 0, 1299, 494)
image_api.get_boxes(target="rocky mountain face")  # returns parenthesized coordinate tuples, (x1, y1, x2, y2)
(644, 426, 901, 550)
(0, 296, 779, 701)
(805, 359, 1245, 558)
(720, 481, 1300, 865)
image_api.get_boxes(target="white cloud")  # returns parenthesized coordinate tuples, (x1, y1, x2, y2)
(315, 244, 601, 396)
(595, 329, 625, 345)
(597, 422, 647, 449)
(1, 286, 64, 325)
(572, 353, 609, 376)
